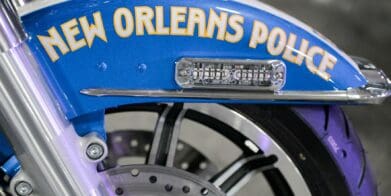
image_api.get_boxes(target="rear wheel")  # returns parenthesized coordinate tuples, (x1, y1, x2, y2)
(100, 103, 372, 195)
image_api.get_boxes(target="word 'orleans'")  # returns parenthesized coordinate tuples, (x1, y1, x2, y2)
(37, 6, 337, 81)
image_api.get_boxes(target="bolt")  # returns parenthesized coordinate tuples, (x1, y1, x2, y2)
(165, 184, 173, 192)
(137, 64, 147, 73)
(15, 181, 33, 196)
(130, 169, 140, 177)
(115, 187, 124, 195)
(201, 188, 209, 195)
(97, 62, 108, 72)
(149, 176, 157, 183)
(182, 186, 190, 194)
(274, 72, 284, 80)
(86, 143, 104, 160)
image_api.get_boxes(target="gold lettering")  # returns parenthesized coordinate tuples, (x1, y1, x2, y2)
(225, 15, 244, 43)
(79, 12, 107, 47)
(282, 33, 309, 65)
(206, 9, 228, 40)
(267, 27, 287, 56)
(170, 7, 188, 36)
(61, 18, 87, 52)
(318, 52, 337, 80)
(249, 20, 269, 48)
(187, 8, 206, 37)
(155, 6, 169, 35)
(135, 6, 156, 35)
(113, 7, 134, 38)
(37, 27, 70, 62)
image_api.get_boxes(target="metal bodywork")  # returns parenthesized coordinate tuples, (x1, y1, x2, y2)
(0, 0, 386, 195)
(18, 0, 390, 120)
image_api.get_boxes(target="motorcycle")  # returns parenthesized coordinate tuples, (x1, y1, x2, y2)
(0, 0, 388, 195)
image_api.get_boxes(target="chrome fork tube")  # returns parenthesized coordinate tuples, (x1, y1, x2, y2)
(0, 1, 106, 195)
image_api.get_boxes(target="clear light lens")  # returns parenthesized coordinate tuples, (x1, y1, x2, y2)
(175, 58, 286, 91)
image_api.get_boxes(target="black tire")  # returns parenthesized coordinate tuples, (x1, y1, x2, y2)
(226, 105, 376, 196)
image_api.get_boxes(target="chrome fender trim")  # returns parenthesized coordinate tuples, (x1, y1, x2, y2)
(81, 59, 391, 105)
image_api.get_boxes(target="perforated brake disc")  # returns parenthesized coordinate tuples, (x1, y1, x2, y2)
(101, 130, 222, 195)
(106, 165, 225, 196)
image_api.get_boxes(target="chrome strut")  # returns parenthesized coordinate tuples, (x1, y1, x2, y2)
(0, 1, 108, 195)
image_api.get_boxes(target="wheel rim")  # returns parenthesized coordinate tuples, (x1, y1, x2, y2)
(103, 103, 310, 195)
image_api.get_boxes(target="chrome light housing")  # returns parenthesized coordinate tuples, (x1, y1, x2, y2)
(175, 58, 286, 91)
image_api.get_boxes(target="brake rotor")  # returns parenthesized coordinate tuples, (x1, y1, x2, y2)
(101, 130, 218, 179)
(105, 165, 225, 196)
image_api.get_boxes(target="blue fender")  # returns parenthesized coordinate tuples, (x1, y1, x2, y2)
(21, 0, 367, 119)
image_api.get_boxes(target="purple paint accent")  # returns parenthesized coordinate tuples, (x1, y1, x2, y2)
(294, 106, 377, 195)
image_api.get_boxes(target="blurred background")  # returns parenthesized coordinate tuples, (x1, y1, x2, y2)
(261, 0, 391, 194)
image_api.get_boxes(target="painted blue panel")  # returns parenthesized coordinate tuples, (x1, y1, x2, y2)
(21, 0, 367, 118)
(0, 132, 13, 164)
(72, 110, 106, 139)
(1, 156, 20, 177)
